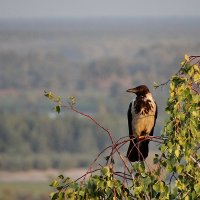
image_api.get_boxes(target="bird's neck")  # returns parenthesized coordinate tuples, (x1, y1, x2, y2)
(145, 92, 154, 101)
(136, 92, 152, 99)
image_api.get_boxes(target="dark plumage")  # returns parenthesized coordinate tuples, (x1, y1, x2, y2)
(126, 85, 157, 162)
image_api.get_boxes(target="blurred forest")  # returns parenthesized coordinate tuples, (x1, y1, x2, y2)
(0, 18, 200, 171)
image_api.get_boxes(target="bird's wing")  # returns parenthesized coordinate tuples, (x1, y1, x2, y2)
(127, 102, 133, 137)
(155, 101, 158, 119)
(149, 101, 157, 136)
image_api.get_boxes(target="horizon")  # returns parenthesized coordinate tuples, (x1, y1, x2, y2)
(0, 0, 200, 20)
(0, 16, 199, 25)
(1, 15, 200, 20)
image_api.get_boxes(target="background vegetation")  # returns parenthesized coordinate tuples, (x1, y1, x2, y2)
(0, 18, 200, 200)
(0, 18, 199, 171)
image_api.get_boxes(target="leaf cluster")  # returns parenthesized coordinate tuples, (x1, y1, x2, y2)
(159, 55, 200, 199)
(50, 167, 133, 200)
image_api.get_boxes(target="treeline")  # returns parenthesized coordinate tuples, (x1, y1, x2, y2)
(0, 48, 168, 91)
(0, 112, 127, 170)
(2, 19, 200, 93)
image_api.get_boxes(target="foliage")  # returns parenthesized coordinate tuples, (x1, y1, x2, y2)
(47, 55, 200, 199)
(159, 55, 200, 199)
(1, 18, 199, 116)
(0, 112, 116, 170)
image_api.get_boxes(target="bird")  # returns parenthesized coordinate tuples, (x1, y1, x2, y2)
(126, 85, 157, 162)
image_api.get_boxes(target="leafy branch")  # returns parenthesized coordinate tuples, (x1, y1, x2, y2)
(46, 54, 200, 199)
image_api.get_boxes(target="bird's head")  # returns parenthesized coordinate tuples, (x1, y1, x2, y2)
(126, 85, 150, 96)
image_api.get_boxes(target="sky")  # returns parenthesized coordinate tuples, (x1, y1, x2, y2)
(0, 0, 200, 20)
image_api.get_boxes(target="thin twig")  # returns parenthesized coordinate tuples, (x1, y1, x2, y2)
(63, 168, 101, 189)
(66, 105, 132, 174)
(190, 155, 200, 168)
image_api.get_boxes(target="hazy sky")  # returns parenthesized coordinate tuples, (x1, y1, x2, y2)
(0, 0, 200, 19)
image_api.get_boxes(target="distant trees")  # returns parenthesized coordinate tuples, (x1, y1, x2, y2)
(0, 112, 126, 170)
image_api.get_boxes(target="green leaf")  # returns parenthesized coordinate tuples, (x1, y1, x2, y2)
(144, 176, 152, 186)
(97, 179, 105, 189)
(79, 190, 85, 197)
(50, 192, 59, 200)
(48, 91, 54, 99)
(153, 182, 160, 192)
(66, 188, 74, 195)
(159, 181, 165, 193)
(193, 73, 200, 83)
(132, 162, 139, 171)
(44, 90, 49, 97)
(138, 161, 145, 172)
(184, 54, 190, 62)
(160, 145, 167, 152)
(58, 192, 64, 200)
(58, 174, 64, 179)
(192, 111, 198, 118)
(176, 165, 184, 173)
(50, 180, 59, 187)
(107, 180, 113, 188)
(116, 186, 121, 196)
(194, 183, 200, 193)
(184, 88, 190, 97)
(153, 81, 159, 88)
(193, 64, 200, 71)
(175, 145, 180, 157)
(134, 186, 143, 195)
(185, 163, 193, 172)
(169, 82, 175, 91)
(54, 96, 61, 103)
(101, 166, 111, 177)
(184, 195, 189, 200)
(54, 105, 61, 114)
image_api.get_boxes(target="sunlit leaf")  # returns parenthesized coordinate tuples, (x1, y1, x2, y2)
(50, 180, 59, 187)
(184, 54, 190, 62)
(79, 190, 85, 197)
(107, 180, 113, 188)
(180, 61, 185, 66)
(194, 183, 200, 193)
(50, 192, 59, 200)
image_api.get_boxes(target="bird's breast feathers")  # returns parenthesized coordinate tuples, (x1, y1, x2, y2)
(131, 93, 156, 137)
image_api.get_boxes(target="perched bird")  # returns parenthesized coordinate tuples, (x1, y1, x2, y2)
(126, 85, 157, 162)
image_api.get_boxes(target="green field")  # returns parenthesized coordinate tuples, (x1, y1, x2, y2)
(0, 181, 50, 200)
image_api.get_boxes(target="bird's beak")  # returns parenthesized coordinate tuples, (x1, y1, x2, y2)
(126, 88, 137, 93)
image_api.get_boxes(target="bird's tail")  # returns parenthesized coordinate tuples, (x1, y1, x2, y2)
(127, 139, 149, 162)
